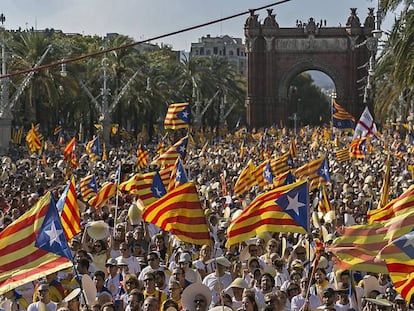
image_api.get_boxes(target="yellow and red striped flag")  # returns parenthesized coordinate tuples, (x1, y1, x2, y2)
(379, 153, 391, 209)
(26, 124, 43, 154)
(151, 136, 188, 167)
(159, 165, 174, 189)
(380, 230, 414, 302)
(272, 171, 296, 188)
(0, 192, 72, 294)
(330, 208, 414, 274)
(64, 137, 76, 162)
(317, 185, 332, 216)
(12, 127, 23, 145)
(167, 158, 188, 192)
(294, 156, 331, 190)
(239, 139, 247, 160)
(80, 175, 98, 202)
(253, 160, 269, 188)
(164, 102, 190, 130)
(289, 139, 297, 159)
(85, 137, 100, 162)
(335, 147, 350, 163)
(57, 176, 81, 241)
(143, 182, 212, 246)
(88, 182, 117, 209)
(119, 172, 166, 206)
(367, 185, 414, 223)
(136, 144, 149, 171)
(270, 152, 294, 176)
(233, 159, 257, 195)
(226, 180, 309, 247)
(349, 138, 367, 159)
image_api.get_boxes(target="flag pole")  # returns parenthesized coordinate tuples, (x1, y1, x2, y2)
(113, 161, 121, 231)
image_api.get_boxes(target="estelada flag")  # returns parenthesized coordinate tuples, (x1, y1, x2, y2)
(88, 182, 117, 209)
(64, 137, 76, 162)
(164, 103, 190, 130)
(56, 176, 81, 241)
(226, 180, 309, 247)
(143, 182, 212, 246)
(0, 193, 72, 294)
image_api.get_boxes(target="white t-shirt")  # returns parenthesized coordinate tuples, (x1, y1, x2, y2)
(290, 294, 322, 311)
(202, 272, 232, 306)
(27, 301, 57, 311)
(116, 255, 141, 275)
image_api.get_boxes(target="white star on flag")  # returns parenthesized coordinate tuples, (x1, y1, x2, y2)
(45, 221, 63, 247)
(402, 232, 414, 250)
(285, 193, 306, 215)
(154, 187, 163, 197)
(182, 111, 189, 119)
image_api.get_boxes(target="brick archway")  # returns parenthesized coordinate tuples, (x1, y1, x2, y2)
(244, 8, 375, 128)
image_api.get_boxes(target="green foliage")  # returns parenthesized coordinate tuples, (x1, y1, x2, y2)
(289, 73, 330, 126)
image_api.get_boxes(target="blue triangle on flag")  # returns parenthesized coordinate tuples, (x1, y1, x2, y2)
(152, 172, 167, 198)
(264, 161, 273, 184)
(275, 182, 309, 232)
(177, 105, 190, 123)
(317, 158, 331, 183)
(393, 230, 414, 258)
(35, 196, 73, 261)
(177, 138, 188, 159)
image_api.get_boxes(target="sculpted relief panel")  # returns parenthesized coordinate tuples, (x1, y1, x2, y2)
(274, 37, 349, 52)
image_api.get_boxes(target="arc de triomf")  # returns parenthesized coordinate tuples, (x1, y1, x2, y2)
(244, 8, 377, 128)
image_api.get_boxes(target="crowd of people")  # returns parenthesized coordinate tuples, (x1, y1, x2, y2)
(0, 124, 413, 311)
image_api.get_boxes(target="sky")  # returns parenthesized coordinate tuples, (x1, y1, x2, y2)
(1, 0, 399, 52)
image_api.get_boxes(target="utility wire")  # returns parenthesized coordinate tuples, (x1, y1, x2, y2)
(0, 0, 292, 79)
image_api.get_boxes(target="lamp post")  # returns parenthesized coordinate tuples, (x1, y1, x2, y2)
(0, 13, 11, 154)
(100, 57, 111, 145)
(288, 86, 300, 135)
(366, 3, 382, 106)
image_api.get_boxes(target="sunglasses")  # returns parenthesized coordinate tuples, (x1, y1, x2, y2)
(148, 257, 157, 261)
(194, 299, 205, 304)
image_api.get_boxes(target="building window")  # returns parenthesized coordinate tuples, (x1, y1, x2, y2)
(237, 48, 240, 56)
(229, 50, 234, 56)
(200, 47, 204, 55)
(206, 50, 211, 55)
(213, 47, 218, 55)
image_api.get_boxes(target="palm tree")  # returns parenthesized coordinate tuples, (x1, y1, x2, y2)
(8, 31, 58, 130)
(374, 4, 414, 121)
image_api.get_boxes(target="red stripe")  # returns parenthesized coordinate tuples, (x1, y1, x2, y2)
(0, 206, 47, 238)
(143, 184, 195, 216)
(387, 262, 414, 274)
(0, 256, 70, 288)
(228, 218, 303, 237)
(0, 230, 38, 256)
(149, 201, 203, 224)
(168, 228, 210, 240)
(0, 248, 50, 271)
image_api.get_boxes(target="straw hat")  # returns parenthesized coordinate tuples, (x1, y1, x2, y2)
(62, 288, 81, 303)
(181, 283, 211, 311)
(226, 278, 248, 291)
(209, 307, 233, 311)
(86, 221, 109, 240)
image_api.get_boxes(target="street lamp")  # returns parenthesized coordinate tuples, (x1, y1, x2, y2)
(288, 86, 300, 134)
(100, 57, 111, 144)
(357, 3, 382, 108)
(0, 13, 11, 153)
